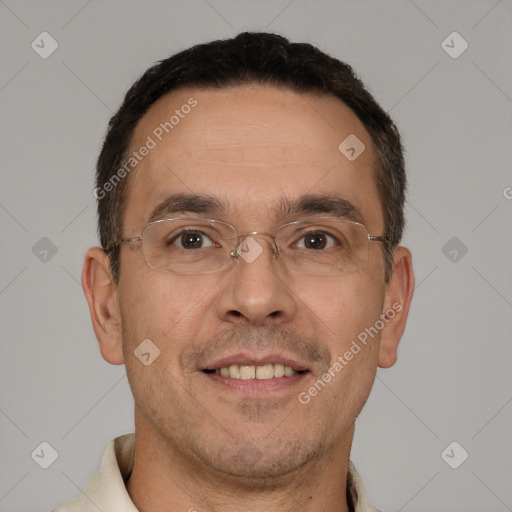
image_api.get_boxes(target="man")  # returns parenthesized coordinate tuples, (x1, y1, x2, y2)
(56, 32, 414, 511)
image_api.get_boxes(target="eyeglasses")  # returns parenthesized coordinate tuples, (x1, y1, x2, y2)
(112, 218, 389, 276)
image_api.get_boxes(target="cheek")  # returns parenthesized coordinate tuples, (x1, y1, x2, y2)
(118, 270, 221, 356)
(291, 274, 384, 355)
(118, 273, 218, 413)
(296, 277, 384, 422)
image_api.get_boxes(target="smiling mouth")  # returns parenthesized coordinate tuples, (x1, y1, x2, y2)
(203, 363, 308, 380)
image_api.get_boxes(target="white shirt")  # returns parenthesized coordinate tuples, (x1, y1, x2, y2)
(54, 434, 381, 512)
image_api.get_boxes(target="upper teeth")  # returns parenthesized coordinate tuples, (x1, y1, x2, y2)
(215, 364, 297, 380)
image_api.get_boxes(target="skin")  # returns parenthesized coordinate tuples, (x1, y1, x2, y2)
(82, 84, 414, 512)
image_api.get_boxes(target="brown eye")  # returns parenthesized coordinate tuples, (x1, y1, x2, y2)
(297, 231, 337, 250)
(171, 230, 214, 249)
(304, 233, 328, 249)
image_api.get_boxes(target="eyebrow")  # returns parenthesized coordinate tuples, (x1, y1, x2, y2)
(279, 193, 364, 224)
(148, 193, 225, 223)
(148, 192, 364, 224)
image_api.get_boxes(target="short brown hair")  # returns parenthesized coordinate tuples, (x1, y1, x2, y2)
(96, 32, 406, 282)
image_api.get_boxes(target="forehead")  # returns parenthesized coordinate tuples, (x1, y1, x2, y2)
(124, 84, 383, 232)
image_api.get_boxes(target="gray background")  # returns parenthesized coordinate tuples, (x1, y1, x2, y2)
(1, 1, 511, 511)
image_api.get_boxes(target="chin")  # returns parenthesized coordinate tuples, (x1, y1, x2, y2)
(190, 431, 327, 484)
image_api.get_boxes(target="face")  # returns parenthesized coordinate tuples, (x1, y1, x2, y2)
(92, 85, 408, 480)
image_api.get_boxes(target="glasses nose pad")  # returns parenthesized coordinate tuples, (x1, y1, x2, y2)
(272, 241, 281, 259)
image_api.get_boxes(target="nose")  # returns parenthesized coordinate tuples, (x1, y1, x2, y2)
(216, 235, 297, 327)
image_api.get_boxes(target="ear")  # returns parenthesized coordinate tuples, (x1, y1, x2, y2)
(82, 247, 124, 365)
(378, 246, 414, 368)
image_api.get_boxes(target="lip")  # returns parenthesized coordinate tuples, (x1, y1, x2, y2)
(201, 370, 308, 396)
(200, 352, 311, 372)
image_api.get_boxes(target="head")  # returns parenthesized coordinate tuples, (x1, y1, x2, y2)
(83, 32, 414, 483)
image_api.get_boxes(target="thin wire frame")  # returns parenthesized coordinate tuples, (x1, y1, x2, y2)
(113, 218, 389, 276)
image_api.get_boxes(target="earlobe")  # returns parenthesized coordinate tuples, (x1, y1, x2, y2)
(378, 246, 415, 368)
(82, 247, 125, 365)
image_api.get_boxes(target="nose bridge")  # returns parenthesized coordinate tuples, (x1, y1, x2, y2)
(238, 231, 277, 246)
(219, 231, 296, 326)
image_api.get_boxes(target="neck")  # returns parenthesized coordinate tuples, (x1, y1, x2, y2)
(126, 413, 355, 512)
